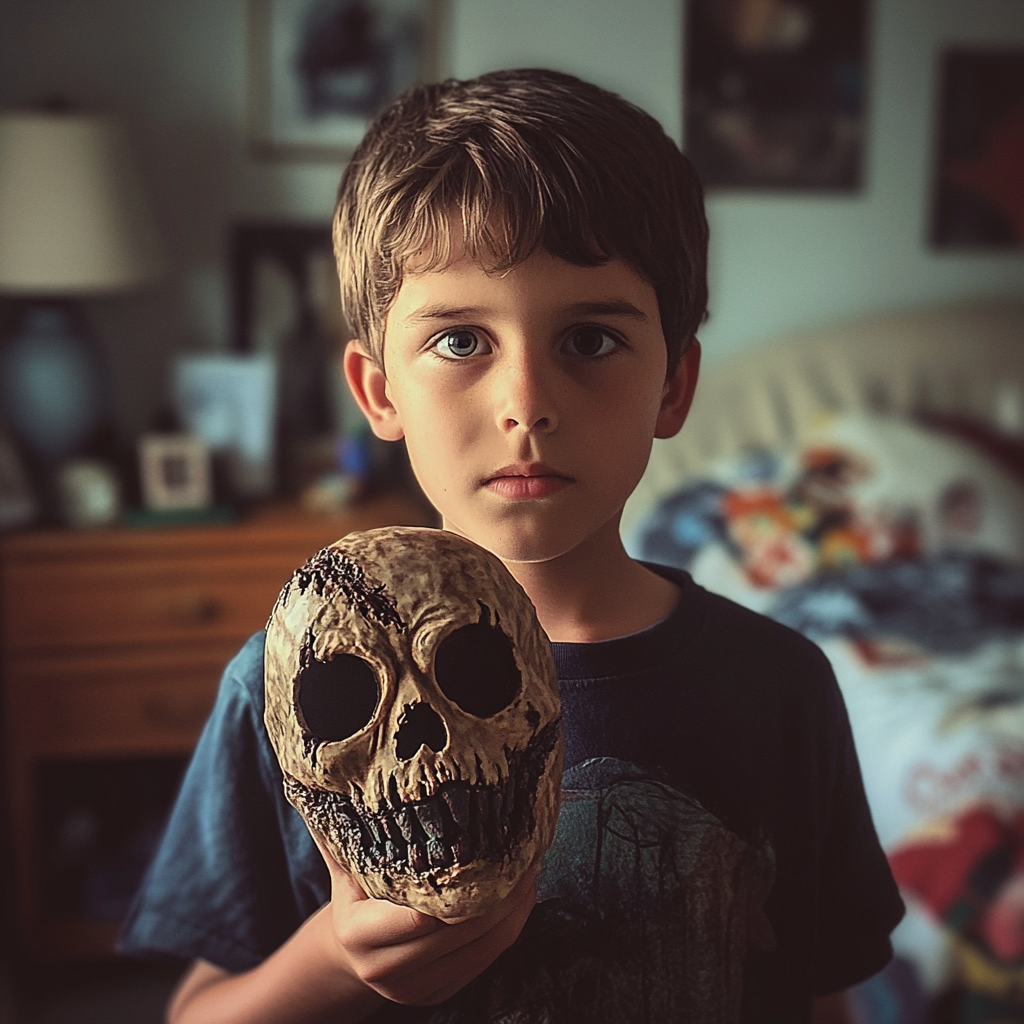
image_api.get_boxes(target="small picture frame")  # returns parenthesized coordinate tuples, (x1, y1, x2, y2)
(139, 434, 213, 512)
(247, 0, 446, 160)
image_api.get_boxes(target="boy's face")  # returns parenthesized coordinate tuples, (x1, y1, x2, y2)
(347, 245, 698, 565)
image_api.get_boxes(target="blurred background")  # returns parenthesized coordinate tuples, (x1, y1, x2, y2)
(0, 0, 1022, 1021)
(0, 0, 1020, 441)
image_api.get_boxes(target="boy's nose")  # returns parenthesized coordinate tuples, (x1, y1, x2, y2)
(496, 355, 559, 434)
(503, 409, 554, 432)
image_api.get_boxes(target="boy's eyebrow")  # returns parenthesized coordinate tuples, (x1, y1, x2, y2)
(563, 300, 651, 322)
(402, 304, 492, 324)
(402, 299, 651, 324)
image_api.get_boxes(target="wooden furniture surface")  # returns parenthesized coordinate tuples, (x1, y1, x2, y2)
(0, 494, 432, 961)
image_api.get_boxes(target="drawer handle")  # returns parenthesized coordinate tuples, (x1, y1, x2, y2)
(142, 694, 211, 730)
(168, 594, 223, 625)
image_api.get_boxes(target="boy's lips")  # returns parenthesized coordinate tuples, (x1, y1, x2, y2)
(482, 462, 574, 500)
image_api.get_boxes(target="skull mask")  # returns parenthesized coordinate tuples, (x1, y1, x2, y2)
(265, 527, 563, 919)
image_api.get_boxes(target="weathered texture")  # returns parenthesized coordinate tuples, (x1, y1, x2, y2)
(265, 527, 563, 919)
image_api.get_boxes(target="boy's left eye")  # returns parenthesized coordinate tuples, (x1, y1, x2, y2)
(563, 327, 620, 358)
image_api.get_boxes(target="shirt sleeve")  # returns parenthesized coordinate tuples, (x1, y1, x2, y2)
(117, 632, 330, 973)
(812, 658, 905, 995)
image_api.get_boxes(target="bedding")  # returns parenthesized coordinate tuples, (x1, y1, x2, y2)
(627, 411, 1024, 1022)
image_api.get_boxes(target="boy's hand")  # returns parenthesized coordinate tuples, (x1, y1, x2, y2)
(315, 835, 540, 1006)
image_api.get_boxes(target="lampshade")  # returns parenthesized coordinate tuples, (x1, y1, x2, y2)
(0, 111, 163, 294)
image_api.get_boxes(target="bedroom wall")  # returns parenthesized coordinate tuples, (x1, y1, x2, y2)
(0, 0, 1021, 435)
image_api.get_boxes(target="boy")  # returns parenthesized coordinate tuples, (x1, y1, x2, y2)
(120, 69, 903, 1022)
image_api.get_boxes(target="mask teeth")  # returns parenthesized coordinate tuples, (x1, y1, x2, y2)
(470, 788, 490, 851)
(503, 775, 518, 832)
(394, 805, 416, 844)
(441, 785, 471, 831)
(409, 840, 429, 874)
(487, 790, 505, 848)
(287, 718, 560, 884)
(387, 774, 403, 811)
(427, 837, 453, 869)
(367, 817, 388, 848)
(412, 800, 445, 841)
(357, 778, 517, 878)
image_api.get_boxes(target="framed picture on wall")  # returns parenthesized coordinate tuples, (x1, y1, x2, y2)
(247, 0, 446, 160)
(684, 0, 870, 191)
(930, 49, 1024, 249)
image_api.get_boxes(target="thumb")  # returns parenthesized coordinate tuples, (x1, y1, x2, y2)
(309, 829, 368, 905)
(333, 864, 373, 908)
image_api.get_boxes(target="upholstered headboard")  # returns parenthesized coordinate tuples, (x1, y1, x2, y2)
(622, 299, 1024, 541)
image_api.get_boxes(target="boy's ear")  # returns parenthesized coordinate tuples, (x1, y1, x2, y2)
(342, 339, 405, 441)
(655, 338, 701, 440)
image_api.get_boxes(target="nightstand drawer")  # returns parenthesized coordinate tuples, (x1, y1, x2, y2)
(3, 554, 301, 654)
(8, 650, 232, 756)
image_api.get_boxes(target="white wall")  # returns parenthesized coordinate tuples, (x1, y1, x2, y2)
(1, 0, 1021, 432)
(450, 0, 1024, 359)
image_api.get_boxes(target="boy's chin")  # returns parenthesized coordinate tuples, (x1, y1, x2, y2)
(442, 517, 598, 567)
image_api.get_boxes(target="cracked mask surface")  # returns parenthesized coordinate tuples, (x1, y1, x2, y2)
(265, 527, 563, 919)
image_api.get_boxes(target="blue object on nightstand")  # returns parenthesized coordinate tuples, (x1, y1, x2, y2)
(0, 302, 106, 463)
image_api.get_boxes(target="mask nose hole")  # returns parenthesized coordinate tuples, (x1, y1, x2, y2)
(395, 702, 448, 760)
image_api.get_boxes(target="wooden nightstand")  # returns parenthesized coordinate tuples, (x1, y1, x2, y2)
(0, 494, 433, 961)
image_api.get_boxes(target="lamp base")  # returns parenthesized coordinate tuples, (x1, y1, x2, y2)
(0, 298, 118, 524)
(0, 299, 108, 462)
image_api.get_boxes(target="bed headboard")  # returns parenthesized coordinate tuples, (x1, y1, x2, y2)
(622, 298, 1024, 540)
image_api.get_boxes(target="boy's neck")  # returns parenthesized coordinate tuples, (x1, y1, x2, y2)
(480, 517, 680, 644)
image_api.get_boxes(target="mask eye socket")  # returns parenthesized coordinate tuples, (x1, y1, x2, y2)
(434, 620, 521, 717)
(298, 654, 380, 741)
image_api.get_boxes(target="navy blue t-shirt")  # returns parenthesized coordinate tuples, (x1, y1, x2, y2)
(119, 567, 903, 1022)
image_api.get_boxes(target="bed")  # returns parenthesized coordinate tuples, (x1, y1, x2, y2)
(621, 298, 1024, 1023)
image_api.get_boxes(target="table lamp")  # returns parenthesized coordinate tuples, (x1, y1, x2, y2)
(0, 108, 163, 488)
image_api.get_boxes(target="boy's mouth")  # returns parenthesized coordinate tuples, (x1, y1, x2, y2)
(483, 462, 573, 500)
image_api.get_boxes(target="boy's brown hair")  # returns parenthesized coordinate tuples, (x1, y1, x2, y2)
(333, 68, 708, 376)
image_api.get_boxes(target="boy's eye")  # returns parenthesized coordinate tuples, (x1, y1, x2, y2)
(433, 329, 490, 359)
(563, 326, 620, 358)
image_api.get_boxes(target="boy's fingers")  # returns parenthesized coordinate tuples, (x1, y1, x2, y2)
(358, 862, 539, 980)
(309, 831, 442, 947)
(392, 872, 539, 1004)
(344, 898, 442, 948)
(309, 830, 382, 916)
(332, 866, 371, 905)
(309, 830, 350, 884)
(315, 824, 539, 975)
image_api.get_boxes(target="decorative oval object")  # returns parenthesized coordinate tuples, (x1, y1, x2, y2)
(0, 305, 104, 463)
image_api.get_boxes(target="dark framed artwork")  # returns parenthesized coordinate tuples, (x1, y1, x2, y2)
(228, 222, 414, 497)
(930, 50, 1024, 249)
(684, 0, 870, 191)
(230, 223, 335, 354)
(230, 222, 340, 445)
(247, 0, 446, 160)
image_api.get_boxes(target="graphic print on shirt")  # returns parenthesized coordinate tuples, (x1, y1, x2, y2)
(417, 757, 776, 1024)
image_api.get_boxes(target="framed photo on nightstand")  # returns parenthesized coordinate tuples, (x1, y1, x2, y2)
(139, 434, 213, 512)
